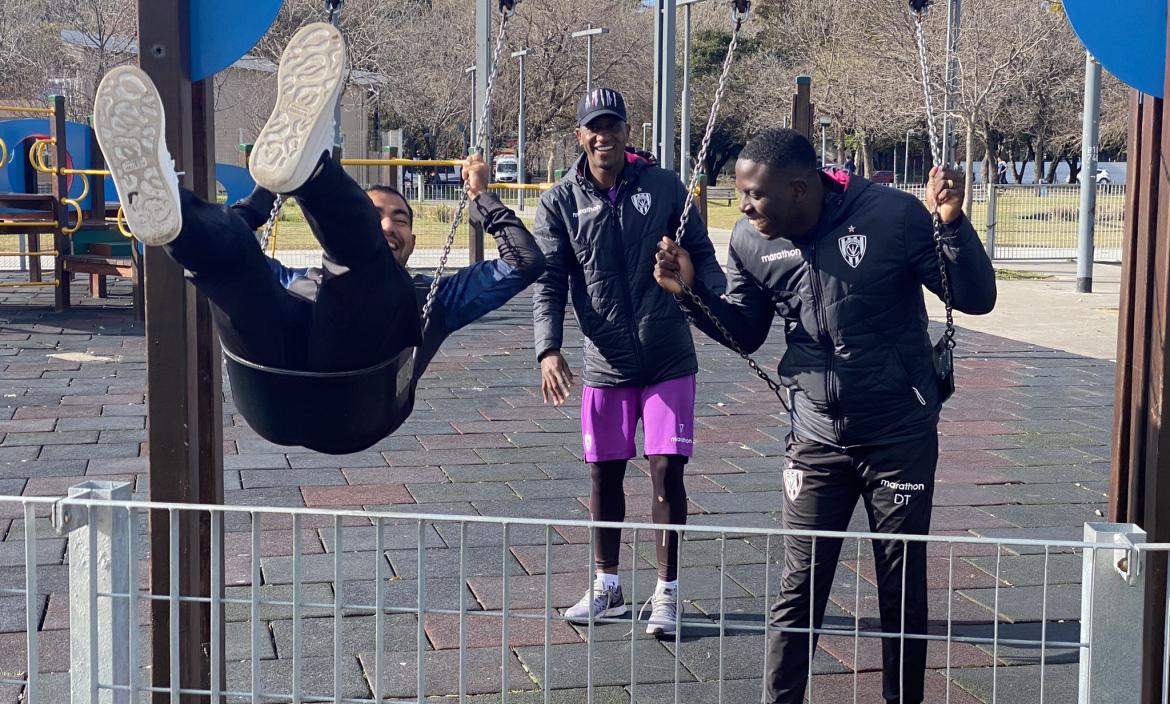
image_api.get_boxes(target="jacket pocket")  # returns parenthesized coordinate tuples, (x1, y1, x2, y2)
(891, 345, 927, 406)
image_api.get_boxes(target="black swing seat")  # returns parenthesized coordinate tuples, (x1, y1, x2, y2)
(222, 346, 417, 455)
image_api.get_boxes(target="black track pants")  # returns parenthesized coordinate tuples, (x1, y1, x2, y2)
(762, 431, 939, 704)
(165, 156, 420, 372)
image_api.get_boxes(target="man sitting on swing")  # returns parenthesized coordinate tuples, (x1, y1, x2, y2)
(92, 23, 544, 436)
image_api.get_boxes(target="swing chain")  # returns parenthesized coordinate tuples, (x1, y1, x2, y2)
(258, 193, 285, 253)
(664, 3, 788, 409)
(419, 8, 513, 334)
(671, 11, 744, 249)
(932, 214, 956, 350)
(676, 277, 790, 412)
(911, 8, 942, 168)
(911, 2, 957, 354)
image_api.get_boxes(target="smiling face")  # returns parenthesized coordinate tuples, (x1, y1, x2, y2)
(367, 188, 415, 266)
(734, 158, 821, 242)
(575, 115, 630, 184)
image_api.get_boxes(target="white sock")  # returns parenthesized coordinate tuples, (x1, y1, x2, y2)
(599, 573, 620, 590)
(657, 578, 678, 593)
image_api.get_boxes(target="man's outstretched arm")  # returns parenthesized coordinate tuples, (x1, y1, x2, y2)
(436, 188, 546, 333)
(655, 236, 775, 353)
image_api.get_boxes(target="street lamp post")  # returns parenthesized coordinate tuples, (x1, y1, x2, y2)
(571, 25, 609, 94)
(512, 49, 530, 211)
(465, 65, 477, 149)
(817, 116, 832, 168)
(679, 0, 704, 176)
(905, 129, 916, 184)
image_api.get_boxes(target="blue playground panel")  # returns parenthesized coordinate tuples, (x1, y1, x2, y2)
(0, 119, 97, 210)
(191, 0, 282, 81)
(1065, 0, 1167, 98)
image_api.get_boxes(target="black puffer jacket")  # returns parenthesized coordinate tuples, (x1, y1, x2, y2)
(680, 172, 997, 447)
(532, 152, 724, 387)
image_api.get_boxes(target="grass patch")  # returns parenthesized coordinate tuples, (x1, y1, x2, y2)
(265, 186, 1125, 254)
(995, 269, 1054, 281)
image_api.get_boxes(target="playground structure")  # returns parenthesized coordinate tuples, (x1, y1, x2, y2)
(0, 98, 143, 316)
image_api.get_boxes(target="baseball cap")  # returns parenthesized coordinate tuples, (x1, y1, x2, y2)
(577, 88, 628, 127)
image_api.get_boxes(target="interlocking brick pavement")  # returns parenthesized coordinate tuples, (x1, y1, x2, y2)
(0, 274, 1116, 701)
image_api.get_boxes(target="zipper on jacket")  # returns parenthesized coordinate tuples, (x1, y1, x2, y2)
(807, 241, 841, 444)
(605, 191, 645, 378)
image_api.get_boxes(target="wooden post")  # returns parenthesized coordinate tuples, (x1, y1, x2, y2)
(792, 75, 813, 142)
(1108, 18, 1170, 698)
(137, 0, 225, 701)
(50, 95, 69, 311)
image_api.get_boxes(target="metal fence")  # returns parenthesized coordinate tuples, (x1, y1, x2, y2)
(0, 233, 49, 273)
(1, 485, 1167, 703)
(896, 183, 1127, 262)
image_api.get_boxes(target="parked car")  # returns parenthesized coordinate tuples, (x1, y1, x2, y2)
(426, 165, 463, 186)
(869, 170, 895, 184)
(1072, 168, 1112, 185)
(494, 155, 519, 183)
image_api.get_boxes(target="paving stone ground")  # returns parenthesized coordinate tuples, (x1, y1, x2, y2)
(0, 274, 1115, 703)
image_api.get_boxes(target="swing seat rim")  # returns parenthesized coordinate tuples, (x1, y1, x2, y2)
(221, 344, 417, 378)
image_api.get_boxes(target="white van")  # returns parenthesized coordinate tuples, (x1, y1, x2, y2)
(494, 155, 519, 183)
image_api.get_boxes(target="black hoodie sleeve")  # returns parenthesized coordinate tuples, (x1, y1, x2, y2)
(531, 192, 570, 360)
(469, 191, 545, 282)
(905, 202, 997, 315)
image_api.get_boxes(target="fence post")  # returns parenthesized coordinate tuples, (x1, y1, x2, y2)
(984, 182, 997, 261)
(53, 480, 134, 704)
(1079, 522, 1147, 704)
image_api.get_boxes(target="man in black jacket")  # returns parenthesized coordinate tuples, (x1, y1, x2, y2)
(653, 128, 996, 704)
(532, 88, 724, 636)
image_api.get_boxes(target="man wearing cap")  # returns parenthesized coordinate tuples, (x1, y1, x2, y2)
(531, 87, 725, 636)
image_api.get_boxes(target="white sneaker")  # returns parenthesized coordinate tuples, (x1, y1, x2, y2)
(565, 577, 627, 625)
(249, 22, 346, 194)
(640, 584, 681, 637)
(92, 66, 182, 246)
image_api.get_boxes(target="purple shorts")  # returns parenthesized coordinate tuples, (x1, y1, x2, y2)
(580, 375, 696, 462)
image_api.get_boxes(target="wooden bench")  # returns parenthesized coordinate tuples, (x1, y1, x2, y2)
(707, 186, 737, 206)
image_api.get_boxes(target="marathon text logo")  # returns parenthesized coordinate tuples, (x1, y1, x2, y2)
(881, 478, 924, 506)
(760, 249, 801, 263)
(573, 204, 602, 218)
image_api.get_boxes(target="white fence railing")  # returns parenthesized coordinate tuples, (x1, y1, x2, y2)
(0, 486, 1166, 703)
(896, 183, 1126, 262)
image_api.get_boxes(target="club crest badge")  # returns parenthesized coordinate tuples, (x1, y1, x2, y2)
(838, 233, 866, 268)
(783, 468, 803, 502)
(631, 192, 652, 215)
